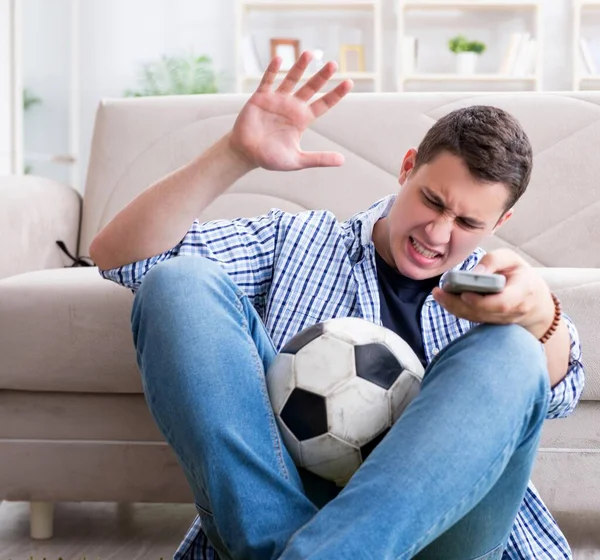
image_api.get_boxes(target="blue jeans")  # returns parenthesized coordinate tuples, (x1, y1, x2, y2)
(131, 256, 550, 560)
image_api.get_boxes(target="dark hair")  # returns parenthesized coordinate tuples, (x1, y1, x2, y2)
(414, 105, 533, 211)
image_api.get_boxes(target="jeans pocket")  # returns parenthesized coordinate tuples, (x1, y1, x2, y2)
(471, 543, 504, 560)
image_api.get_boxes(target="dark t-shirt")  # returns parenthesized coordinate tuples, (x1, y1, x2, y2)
(375, 250, 441, 367)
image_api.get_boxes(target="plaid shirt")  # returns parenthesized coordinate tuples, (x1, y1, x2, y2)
(101, 195, 584, 560)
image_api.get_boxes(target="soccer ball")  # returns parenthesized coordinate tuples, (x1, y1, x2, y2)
(266, 317, 424, 486)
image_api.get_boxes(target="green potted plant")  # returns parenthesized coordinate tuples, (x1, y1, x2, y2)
(124, 52, 218, 97)
(448, 35, 486, 75)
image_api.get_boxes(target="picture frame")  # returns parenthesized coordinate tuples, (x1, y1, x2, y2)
(339, 44, 365, 73)
(270, 38, 300, 71)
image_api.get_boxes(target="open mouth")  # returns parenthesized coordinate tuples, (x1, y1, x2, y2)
(409, 236, 443, 262)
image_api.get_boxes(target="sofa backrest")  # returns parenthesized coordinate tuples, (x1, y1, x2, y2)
(80, 92, 600, 267)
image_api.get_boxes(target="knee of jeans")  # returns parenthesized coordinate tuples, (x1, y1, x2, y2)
(477, 324, 549, 396)
(138, 256, 239, 307)
(145, 256, 228, 293)
(131, 256, 235, 329)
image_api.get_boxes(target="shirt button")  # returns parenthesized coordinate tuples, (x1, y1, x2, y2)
(432, 348, 440, 355)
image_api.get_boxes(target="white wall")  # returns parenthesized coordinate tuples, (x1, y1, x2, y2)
(0, 0, 14, 175)
(18, 0, 593, 191)
(0, 0, 21, 175)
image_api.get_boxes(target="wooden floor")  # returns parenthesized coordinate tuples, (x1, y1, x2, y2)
(0, 501, 196, 560)
(1, 501, 599, 559)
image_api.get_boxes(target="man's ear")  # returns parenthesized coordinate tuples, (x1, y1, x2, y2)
(492, 208, 514, 234)
(399, 148, 418, 186)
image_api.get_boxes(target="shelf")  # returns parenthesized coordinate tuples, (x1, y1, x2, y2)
(402, 73, 537, 81)
(242, 0, 377, 10)
(24, 152, 77, 164)
(402, 1, 540, 11)
(237, 0, 383, 93)
(242, 72, 377, 81)
(577, 1, 600, 7)
(579, 75, 600, 81)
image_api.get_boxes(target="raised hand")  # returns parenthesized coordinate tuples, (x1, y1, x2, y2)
(228, 51, 353, 172)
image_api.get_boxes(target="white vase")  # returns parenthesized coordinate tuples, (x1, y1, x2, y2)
(456, 52, 478, 75)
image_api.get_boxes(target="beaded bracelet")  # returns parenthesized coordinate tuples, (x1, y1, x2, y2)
(539, 293, 562, 344)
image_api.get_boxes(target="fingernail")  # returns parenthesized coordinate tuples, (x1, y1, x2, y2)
(473, 264, 487, 273)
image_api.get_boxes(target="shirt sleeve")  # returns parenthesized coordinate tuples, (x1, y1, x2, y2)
(545, 312, 585, 419)
(98, 209, 284, 304)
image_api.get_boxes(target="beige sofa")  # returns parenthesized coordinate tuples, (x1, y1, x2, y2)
(1, 92, 600, 539)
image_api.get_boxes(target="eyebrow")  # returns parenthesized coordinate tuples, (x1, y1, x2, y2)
(421, 187, 486, 228)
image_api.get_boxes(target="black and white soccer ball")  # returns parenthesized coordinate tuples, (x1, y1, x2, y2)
(266, 317, 424, 487)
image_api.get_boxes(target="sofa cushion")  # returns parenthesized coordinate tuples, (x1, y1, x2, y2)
(0, 267, 141, 393)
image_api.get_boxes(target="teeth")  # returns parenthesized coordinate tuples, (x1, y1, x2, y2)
(411, 238, 440, 259)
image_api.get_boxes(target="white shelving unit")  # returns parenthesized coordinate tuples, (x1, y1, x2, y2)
(402, 0, 539, 9)
(572, 0, 600, 90)
(235, 0, 382, 93)
(397, 0, 543, 92)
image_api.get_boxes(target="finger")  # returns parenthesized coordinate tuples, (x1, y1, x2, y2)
(294, 61, 338, 102)
(310, 79, 354, 119)
(257, 57, 283, 93)
(298, 150, 345, 168)
(460, 290, 516, 315)
(460, 288, 520, 315)
(459, 291, 486, 306)
(275, 51, 313, 94)
(433, 287, 510, 324)
(432, 288, 481, 322)
(473, 248, 524, 274)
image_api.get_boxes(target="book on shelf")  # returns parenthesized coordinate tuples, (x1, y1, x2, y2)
(512, 38, 536, 76)
(579, 38, 596, 75)
(499, 32, 536, 76)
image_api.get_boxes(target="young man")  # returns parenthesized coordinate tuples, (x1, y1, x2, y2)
(91, 53, 584, 560)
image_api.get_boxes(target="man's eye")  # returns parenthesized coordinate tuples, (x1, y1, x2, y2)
(457, 219, 477, 230)
(424, 196, 442, 209)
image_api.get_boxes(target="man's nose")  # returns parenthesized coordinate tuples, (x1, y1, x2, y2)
(424, 216, 453, 246)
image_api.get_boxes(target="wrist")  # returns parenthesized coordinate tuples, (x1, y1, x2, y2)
(521, 288, 557, 339)
(223, 132, 258, 175)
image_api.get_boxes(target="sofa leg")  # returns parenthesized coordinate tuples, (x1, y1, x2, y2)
(30, 501, 54, 539)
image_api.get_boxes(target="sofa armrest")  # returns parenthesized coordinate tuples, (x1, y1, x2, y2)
(0, 175, 82, 280)
(537, 267, 600, 400)
(0, 267, 140, 393)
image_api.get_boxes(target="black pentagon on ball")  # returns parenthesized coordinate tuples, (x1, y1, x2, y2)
(360, 428, 390, 461)
(280, 323, 325, 355)
(281, 388, 328, 441)
(354, 342, 404, 390)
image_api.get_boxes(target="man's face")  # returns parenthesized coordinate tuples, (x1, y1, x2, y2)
(374, 149, 513, 281)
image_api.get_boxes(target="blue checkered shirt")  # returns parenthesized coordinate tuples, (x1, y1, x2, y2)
(101, 195, 584, 560)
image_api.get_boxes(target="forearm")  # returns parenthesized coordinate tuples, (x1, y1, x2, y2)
(543, 317, 570, 388)
(90, 133, 256, 271)
(520, 282, 571, 388)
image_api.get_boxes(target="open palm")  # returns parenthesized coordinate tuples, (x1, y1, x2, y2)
(230, 53, 353, 171)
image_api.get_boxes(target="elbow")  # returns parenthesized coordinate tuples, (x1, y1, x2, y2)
(89, 234, 111, 271)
